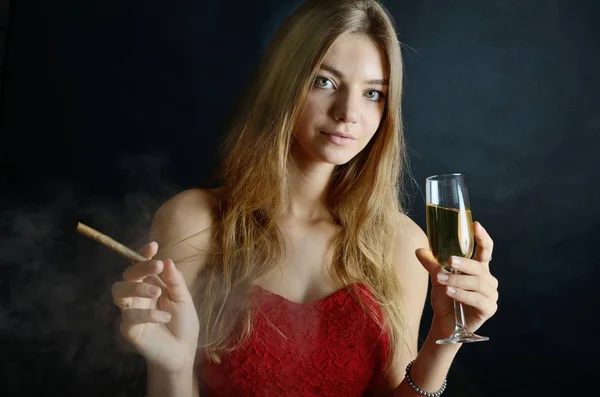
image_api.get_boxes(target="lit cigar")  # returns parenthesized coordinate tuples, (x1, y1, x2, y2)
(76, 222, 147, 263)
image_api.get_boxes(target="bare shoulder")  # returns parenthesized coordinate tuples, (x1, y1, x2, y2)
(150, 188, 221, 290)
(394, 212, 429, 255)
(392, 211, 429, 308)
(392, 212, 429, 314)
(151, 188, 219, 232)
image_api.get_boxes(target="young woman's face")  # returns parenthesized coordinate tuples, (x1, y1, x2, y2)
(293, 32, 389, 166)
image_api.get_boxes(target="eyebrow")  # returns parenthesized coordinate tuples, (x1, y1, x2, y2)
(320, 63, 389, 86)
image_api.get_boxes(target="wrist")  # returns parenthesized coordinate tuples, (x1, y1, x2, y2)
(429, 314, 457, 341)
(398, 317, 460, 395)
(147, 363, 196, 397)
(405, 360, 447, 397)
(422, 317, 462, 360)
(147, 358, 196, 376)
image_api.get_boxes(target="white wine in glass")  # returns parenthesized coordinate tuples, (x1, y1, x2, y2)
(426, 173, 489, 344)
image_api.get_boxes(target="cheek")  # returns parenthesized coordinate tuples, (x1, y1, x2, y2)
(296, 99, 326, 135)
(305, 96, 328, 120)
(362, 108, 384, 138)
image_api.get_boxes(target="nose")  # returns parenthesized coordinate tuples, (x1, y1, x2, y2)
(332, 89, 359, 124)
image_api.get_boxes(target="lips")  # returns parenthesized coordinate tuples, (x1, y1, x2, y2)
(320, 131, 356, 146)
(321, 131, 356, 140)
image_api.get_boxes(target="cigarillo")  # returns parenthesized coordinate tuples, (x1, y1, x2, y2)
(76, 222, 148, 263)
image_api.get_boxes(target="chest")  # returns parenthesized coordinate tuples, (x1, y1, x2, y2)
(200, 284, 387, 397)
(257, 219, 343, 304)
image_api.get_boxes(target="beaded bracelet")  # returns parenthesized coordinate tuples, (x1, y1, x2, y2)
(404, 360, 447, 397)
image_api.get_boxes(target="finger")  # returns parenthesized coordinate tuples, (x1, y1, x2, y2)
(445, 287, 498, 317)
(120, 309, 172, 341)
(123, 260, 164, 282)
(112, 280, 163, 301)
(113, 298, 134, 310)
(473, 222, 493, 265)
(121, 308, 171, 325)
(137, 241, 159, 261)
(448, 256, 485, 276)
(415, 248, 443, 273)
(145, 275, 168, 293)
(160, 258, 193, 303)
(437, 273, 498, 300)
(415, 248, 445, 286)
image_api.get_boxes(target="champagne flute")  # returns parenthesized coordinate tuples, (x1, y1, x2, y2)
(426, 173, 489, 344)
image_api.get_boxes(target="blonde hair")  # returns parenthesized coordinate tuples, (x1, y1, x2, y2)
(196, 0, 410, 374)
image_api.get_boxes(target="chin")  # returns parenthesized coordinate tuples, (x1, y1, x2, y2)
(291, 139, 359, 166)
(316, 150, 356, 166)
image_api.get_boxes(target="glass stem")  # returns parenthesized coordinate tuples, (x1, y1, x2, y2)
(452, 269, 467, 331)
(453, 299, 467, 331)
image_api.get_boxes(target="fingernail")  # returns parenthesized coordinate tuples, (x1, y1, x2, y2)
(148, 286, 161, 295)
(447, 287, 456, 295)
(451, 257, 461, 267)
(160, 312, 171, 321)
(437, 273, 449, 282)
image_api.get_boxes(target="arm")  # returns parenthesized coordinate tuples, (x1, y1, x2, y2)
(147, 364, 199, 397)
(145, 189, 218, 397)
(390, 323, 460, 397)
(375, 213, 460, 396)
(388, 215, 497, 396)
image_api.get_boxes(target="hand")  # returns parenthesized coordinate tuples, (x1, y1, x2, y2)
(111, 241, 200, 373)
(416, 221, 499, 337)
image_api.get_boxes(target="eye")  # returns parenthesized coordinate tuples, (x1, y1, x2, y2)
(365, 90, 385, 102)
(314, 76, 334, 89)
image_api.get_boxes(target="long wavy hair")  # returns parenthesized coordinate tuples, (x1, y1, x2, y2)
(194, 0, 411, 374)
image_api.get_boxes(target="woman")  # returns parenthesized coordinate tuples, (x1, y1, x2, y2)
(111, 0, 498, 396)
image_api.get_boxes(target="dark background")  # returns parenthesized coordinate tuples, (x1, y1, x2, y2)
(1, 0, 598, 396)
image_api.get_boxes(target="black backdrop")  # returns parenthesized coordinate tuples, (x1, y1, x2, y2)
(1, 0, 598, 396)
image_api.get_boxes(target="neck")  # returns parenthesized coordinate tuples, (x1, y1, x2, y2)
(285, 145, 336, 223)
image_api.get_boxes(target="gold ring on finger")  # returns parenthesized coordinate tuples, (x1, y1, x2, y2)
(114, 299, 133, 309)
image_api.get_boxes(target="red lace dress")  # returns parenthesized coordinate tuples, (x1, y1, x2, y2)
(199, 283, 390, 397)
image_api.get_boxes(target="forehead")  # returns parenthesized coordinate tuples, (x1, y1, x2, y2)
(321, 32, 388, 80)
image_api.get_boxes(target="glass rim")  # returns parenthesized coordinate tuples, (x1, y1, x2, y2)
(426, 173, 464, 181)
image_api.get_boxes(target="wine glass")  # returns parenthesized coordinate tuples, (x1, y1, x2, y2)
(426, 173, 489, 344)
